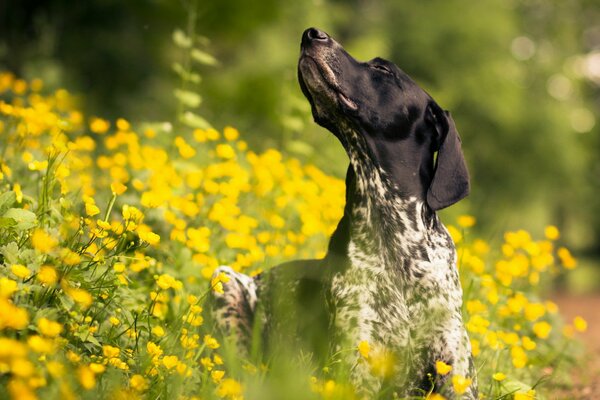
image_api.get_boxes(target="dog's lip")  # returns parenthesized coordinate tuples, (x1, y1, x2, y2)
(337, 91, 357, 111)
(299, 55, 357, 111)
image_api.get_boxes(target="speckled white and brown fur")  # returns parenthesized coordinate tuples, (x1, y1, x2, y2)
(210, 27, 477, 399)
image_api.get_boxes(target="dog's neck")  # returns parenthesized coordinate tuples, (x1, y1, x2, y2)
(328, 126, 436, 269)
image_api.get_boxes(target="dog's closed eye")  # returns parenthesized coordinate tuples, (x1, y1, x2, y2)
(371, 64, 392, 74)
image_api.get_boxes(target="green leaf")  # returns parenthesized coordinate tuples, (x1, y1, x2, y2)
(3, 208, 37, 230)
(171, 63, 202, 83)
(0, 242, 20, 264)
(286, 140, 314, 157)
(0, 217, 17, 228)
(58, 293, 75, 311)
(0, 191, 16, 214)
(281, 116, 305, 132)
(174, 89, 202, 108)
(180, 111, 212, 130)
(502, 379, 533, 394)
(191, 49, 218, 66)
(172, 29, 192, 48)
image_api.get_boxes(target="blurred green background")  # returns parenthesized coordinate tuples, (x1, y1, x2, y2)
(1, 0, 599, 290)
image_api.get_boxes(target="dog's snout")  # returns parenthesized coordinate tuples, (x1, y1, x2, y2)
(302, 27, 329, 47)
(307, 27, 328, 41)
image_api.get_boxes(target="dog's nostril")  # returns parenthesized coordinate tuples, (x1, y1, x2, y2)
(306, 27, 329, 42)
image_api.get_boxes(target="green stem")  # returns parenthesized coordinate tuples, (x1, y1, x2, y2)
(104, 193, 117, 222)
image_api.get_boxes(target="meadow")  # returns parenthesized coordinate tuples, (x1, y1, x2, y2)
(0, 72, 588, 399)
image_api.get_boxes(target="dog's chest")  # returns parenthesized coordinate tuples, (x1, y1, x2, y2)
(329, 227, 461, 348)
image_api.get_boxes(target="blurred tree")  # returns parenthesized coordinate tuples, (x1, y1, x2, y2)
(1, 0, 599, 255)
(0, 0, 182, 118)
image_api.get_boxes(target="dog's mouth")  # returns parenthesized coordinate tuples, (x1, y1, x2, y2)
(298, 55, 358, 114)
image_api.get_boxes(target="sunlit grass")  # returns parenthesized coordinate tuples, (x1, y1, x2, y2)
(0, 72, 587, 399)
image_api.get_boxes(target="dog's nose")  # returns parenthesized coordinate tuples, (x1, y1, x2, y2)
(302, 27, 329, 47)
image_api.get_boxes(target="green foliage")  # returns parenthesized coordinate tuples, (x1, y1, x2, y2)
(2, 1, 598, 250)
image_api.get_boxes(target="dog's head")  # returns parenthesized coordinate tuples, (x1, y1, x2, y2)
(298, 28, 469, 211)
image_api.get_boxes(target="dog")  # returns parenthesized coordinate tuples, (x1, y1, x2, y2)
(210, 27, 477, 399)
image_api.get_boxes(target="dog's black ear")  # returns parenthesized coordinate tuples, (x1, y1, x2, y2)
(426, 104, 470, 211)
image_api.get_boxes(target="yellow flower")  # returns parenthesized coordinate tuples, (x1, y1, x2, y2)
(139, 230, 160, 245)
(162, 355, 179, 369)
(78, 365, 96, 389)
(357, 340, 370, 359)
(216, 378, 243, 398)
(176, 137, 197, 159)
(152, 326, 165, 337)
(11, 358, 36, 378)
(89, 117, 110, 134)
(103, 345, 120, 358)
(532, 321, 552, 339)
(110, 182, 127, 195)
(122, 204, 143, 222)
(147, 341, 163, 357)
(14, 183, 23, 203)
(27, 335, 56, 354)
(521, 336, 537, 351)
(90, 363, 105, 373)
(451, 375, 472, 394)
(204, 334, 220, 349)
(544, 225, 560, 240)
(156, 274, 182, 290)
(67, 350, 81, 363)
(28, 160, 48, 171)
(514, 390, 536, 400)
(545, 301, 559, 314)
(211, 272, 230, 294)
(109, 317, 120, 326)
(46, 360, 65, 378)
(130, 374, 148, 391)
(116, 118, 130, 131)
(144, 128, 156, 138)
(7, 379, 37, 400)
(492, 372, 506, 381)
(206, 128, 220, 140)
(201, 357, 215, 371)
(557, 247, 577, 269)
(435, 360, 453, 375)
(11, 264, 31, 279)
(426, 394, 447, 400)
(367, 348, 396, 378)
(470, 339, 480, 357)
(85, 202, 100, 216)
(31, 229, 58, 252)
(0, 277, 18, 298)
(574, 316, 588, 332)
(37, 266, 58, 285)
(193, 128, 207, 142)
(60, 248, 81, 265)
(38, 318, 63, 337)
(224, 126, 239, 141)
(446, 225, 462, 244)
(457, 215, 476, 228)
(66, 287, 92, 308)
(211, 370, 226, 383)
(524, 303, 545, 322)
(511, 345, 528, 369)
(216, 143, 235, 159)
